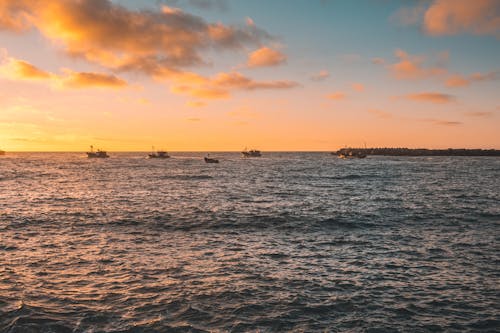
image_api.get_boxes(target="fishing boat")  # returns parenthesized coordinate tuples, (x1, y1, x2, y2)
(336, 148, 366, 159)
(148, 147, 170, 159)
(242, 148, 262, 157)
(204, 154, 219, 163)
(87, 145, 109, 158)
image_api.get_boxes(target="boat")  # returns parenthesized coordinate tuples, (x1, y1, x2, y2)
(0, 149, 4, 155)
(204, 154, 219, 163)
(242, 148, 262, 157)
(336, 148, 366, 159)
(148, 147, 170, 159)
(87, 145, 109, 158)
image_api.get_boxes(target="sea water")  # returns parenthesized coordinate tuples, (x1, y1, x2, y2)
(0, 152, 499, 332)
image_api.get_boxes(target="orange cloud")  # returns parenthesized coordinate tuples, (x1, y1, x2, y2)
(351, 83, 365, 92)
(0, 1, 299, 99)
(247, 47, 286, 68)
(424, 0, 500, 37)
(371, 57, 385, 65)
(0, 56, 128, 89)
(58, 70, 127, 89)
(310, 70, 330, 81)
(405, 92, 455, 103)
(389, 49, 447, 80)
(326, 92, 346, 100)
(0, 0, 270, 72)
(171, 71, 297, 99)
(0, 57, 51, 80)
(445, 70, 499, 87)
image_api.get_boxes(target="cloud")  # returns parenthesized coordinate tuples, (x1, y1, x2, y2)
(368, 109, 392, 119)
(421, 118, 462, 126)
(371, 57, 385, 65)
(424, 0, 500, 37)
(0, 57, 51, 80)
(326, 92, 346, 100)
(0, 1, 298, 99)
(445, 70, 499, 87)
(0, 0, 270, 73)
(247, 46, 286, 68)
(405, 92, 455, 103)
(310, 70, 330, 81)
(171, 71, 297, 99)
(58, 70, 127, 89)
(393, 0, 500, 37)
(389, 49, 447, 80)
(464, 111, 493, 117)
(0, 56, 128, 89)
(351, 83, 365, 92)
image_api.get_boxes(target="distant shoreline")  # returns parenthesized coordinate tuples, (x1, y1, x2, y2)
(335, 148, 500, 156)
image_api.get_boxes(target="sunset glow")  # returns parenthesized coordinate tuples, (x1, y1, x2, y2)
(0, 0, 498, 151)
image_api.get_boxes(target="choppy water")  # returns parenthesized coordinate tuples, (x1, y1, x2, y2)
(0, 152, 499, 332)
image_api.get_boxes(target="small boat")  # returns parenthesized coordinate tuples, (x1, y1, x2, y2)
(148, 147, 170, 159)
(242, 148, 262, 157)
(204, 154, 219, 163)
(336, 148, 366, 159)
(87, 145, 109, 158)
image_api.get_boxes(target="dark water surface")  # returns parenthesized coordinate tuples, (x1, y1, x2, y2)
(1, 152, 499, 332)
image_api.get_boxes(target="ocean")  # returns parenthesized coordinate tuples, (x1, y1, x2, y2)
(0, 152, 499, 332)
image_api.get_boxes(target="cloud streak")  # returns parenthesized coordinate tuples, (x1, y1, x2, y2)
(247, 47, 286, 68)
(404, 92, 455, 103)
(0, 56, 128, 89)
(445, 70, 499, 87)
(389, 49, 447, 80)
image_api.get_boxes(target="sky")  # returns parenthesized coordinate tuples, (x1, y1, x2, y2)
(0, 0, 499, 151)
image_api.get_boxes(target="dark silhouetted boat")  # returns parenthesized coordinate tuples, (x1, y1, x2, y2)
(204, 154, 219, 163)
(242, 148, 262, 157)
(87, 145, 109, 158)
(336, 148, 366, 159)
(148, 147, 170, 159)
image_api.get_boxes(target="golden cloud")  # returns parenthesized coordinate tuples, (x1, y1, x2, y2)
(389, 49, 447, 80)
(58, 70, 127, 89)
(0, 0, 270, 72)
(405, 92, 455, 103)
(0, 56, 128, 89)
(171, 71, 297, 99)
(247, 46, 286, 68)
(0, 1, 298, 98)
(0, 58, 51, 80)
